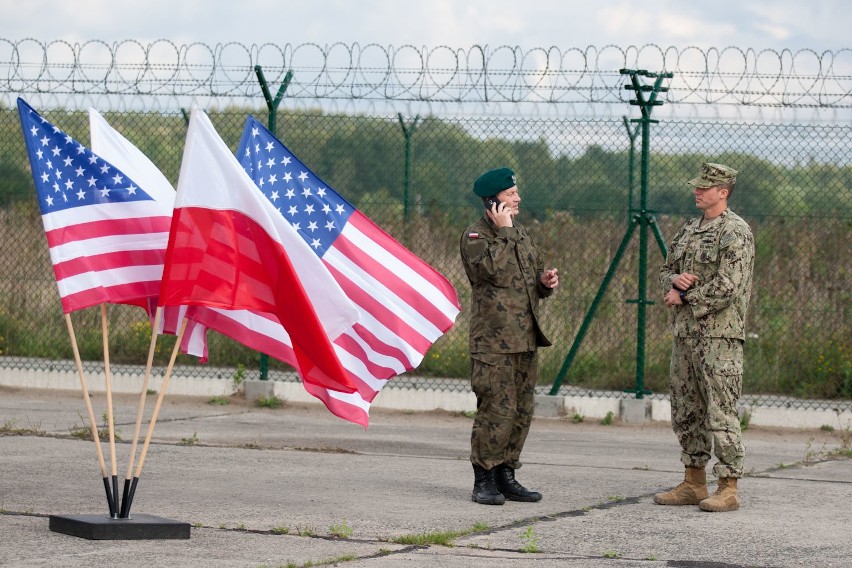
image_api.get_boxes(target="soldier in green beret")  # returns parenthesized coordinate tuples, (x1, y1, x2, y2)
(459, 167, 559, 505)
(656, 162, 755, 512)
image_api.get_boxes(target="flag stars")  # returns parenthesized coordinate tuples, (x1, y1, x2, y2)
(64, 134, 73, 144)
(301, 187, 312, 198)
(304, 204, 315, 215)
(298, 171, 309, 182)
(100, 188, 111, 197)
(283, 171, 292, 183)
(127, 185, 137, 195)
(51, 146, 61, 157)
(40, 172, 49, 183)
(322, 204, 332, 214)
(75, 166, 84, 177)
(287, 205, 298, 216)
(87, 176, 97, 187)
(310, 238, 322, 250)
(281, 156, 291, 166)
(63, 157, 73, 167)
(99, 164, 110, 174)
(266, 157, 276, 168)
(285, 188, 295, 199)
(270, 190, 279, 202)
(64, 179, 74, 191)
(317, 187, 327, 198)
(29, 125, 39, 136)
(76, 189, 86, 200)
(45, 195, 54, 207)
(112, 173, 124, 185)
(76, 143, 85, 154)
(88, 154, 98, 165)
(335, 204, 346, 214)
(325, 220, 336, 231)
(265, 141, 275, 151)
(268, 173, 278, 185)
(36, 149, 44, 160)
(307, 221, 318, 232)
(40, 135, 49, 146)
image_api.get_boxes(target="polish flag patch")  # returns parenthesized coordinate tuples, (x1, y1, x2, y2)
(468, 232, 480, 238)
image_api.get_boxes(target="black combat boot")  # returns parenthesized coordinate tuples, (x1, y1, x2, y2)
(471, 464, 505, 505)
(495, 464, 542, 502)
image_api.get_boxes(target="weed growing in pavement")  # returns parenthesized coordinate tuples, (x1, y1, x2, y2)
(519, 526, 539, 553)
(603, 550, 621, 558)
(739, 407, 752, 430)
(329, 520, 353, 539)
(571, 413, 584, 423)
(178, 432, 199, 446)
(271, 524, 290, 535)
(256, 395, 283, 409)
(600, 411, 614, 425)
(207, 396, 229, 405)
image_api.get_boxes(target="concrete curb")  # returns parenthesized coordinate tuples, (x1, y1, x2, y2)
(1, 366, 849, 430)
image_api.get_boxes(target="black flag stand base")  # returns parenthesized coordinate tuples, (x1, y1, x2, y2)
(49, 514, 190, 540)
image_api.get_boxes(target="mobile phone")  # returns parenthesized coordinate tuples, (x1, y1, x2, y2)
(485, 197, 501, 209)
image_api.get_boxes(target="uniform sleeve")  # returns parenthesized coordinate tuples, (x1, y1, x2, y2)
(460, 226, 521, 288)
(685, 227, 754, 319)
(659, 225, 687, 291)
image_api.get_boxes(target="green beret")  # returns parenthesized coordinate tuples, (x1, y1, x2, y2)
(687, 162, 738, 188)
(473, 167, 517, 197)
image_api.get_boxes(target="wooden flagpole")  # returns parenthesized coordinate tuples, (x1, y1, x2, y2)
(122, 317, 187, 518)
(99, 305, 120, 518)
(63, 313, 116, 517)
(119, 306, 162, 518)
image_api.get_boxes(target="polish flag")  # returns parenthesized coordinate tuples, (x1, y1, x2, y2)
(159, 108, 359, 395)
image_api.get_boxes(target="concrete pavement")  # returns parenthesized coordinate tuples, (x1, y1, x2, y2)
(1, 385, 851, 568)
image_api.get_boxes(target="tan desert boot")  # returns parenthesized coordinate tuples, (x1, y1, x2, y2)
(699, 477, 740, 512)
(653, 466, 709, 505)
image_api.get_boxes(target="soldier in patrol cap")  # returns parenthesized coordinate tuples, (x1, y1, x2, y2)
(459, 167, 559, 505)
(656, 162, 755, 512)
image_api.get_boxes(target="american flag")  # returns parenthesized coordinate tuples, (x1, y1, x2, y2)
(17, 98, 172, 314)
(215, 115, 460, 426)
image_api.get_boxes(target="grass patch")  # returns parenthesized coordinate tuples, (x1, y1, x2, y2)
(519, 526, 539, 553)
(256, 395, 284, 409)
(207, 396, 230, 405)
(178, 432, 199, 446)
(600, 411, 614, 425)
(329, 520, 353, 539)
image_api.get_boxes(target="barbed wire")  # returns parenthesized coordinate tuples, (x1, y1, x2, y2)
(2, 39, 850, 108)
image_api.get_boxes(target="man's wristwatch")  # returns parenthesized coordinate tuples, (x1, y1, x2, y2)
(678, 289, 689, 304)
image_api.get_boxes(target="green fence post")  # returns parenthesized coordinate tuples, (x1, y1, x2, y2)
(549, 69, 671, 399)
(397, 114, 420, 247)
(253, 65, 294, 381)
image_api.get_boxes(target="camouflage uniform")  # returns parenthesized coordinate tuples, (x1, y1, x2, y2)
(460, 215, 554, 471)
(660, 208, 754, 478)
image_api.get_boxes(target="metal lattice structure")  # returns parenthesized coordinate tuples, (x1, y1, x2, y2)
(0, 39, 850, 411)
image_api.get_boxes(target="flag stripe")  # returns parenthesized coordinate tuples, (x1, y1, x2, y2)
(329, 232, 453, 334)
(345, 213, 459, 313)
(52, 249, 167, 280)
(43, 216, 172, 248)
(324, 261, 433, 355)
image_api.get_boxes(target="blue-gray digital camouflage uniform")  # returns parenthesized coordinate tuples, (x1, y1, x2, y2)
(660, 207, 755, 478)
(460, 216, 554, 471)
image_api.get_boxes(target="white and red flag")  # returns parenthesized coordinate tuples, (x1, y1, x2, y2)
(203, 115, 461, 426)
(87, 108, 208, 358)
(159, 108, 359, 395)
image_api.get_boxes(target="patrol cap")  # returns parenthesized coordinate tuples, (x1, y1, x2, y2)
(473, 167, 517, 197)
(687, 162, 738, 188)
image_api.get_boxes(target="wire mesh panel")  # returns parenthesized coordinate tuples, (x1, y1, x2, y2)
(0, 40, 849, 409)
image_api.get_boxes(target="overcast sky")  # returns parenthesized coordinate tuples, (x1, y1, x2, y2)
(1, 0, 848, 52)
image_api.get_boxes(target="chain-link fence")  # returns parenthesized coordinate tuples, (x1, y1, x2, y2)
(0, 40, 849, 409)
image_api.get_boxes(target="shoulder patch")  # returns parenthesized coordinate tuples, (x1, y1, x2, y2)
(468, 232, 481, 239)
(719, 232, 737, 249)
